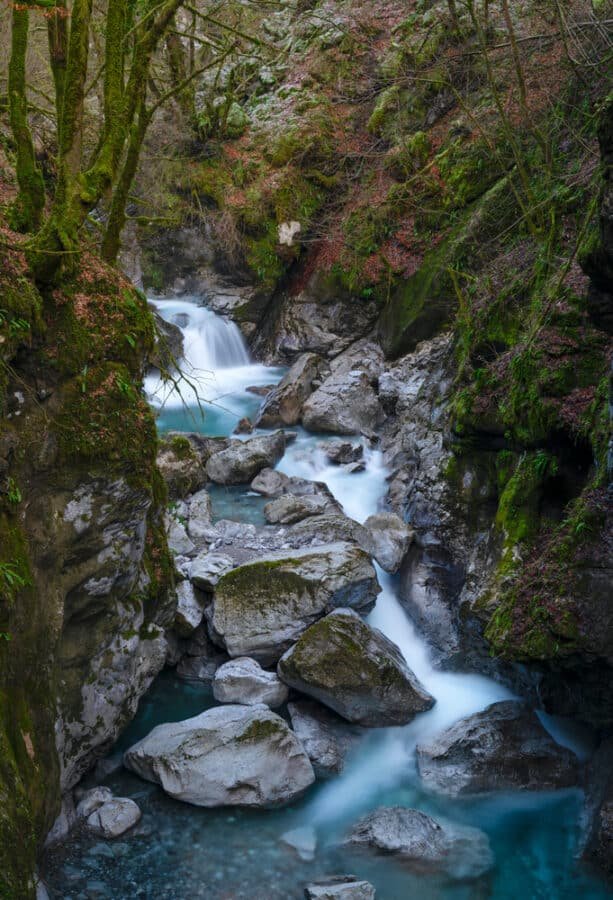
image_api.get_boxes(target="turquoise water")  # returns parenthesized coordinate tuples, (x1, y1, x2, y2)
(42, 301, 613, 899)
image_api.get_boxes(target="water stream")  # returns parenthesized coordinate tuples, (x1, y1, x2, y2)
(44, 298, 613, 899)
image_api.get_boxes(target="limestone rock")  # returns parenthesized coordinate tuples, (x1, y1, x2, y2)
(305, 877, 376, 900)
(124, 705, 315, 807)
(303, 370, 384, 436)
(174, 580, 206, 637)
(250, 467, 291, 496)
(281, 825, 317, 861)
(86, 798, 142, 839)
(288, 699, 364, 777)
(45, 793, 77, 847)
(75, 787, 113, 820)
(416, 701, 580, 796)
(186, 489, 213, 541)
(189, 552, 233, 591)
(264, 494, 330, 525)
(213, 657, 288, 708)
(211, 543, 380, 664)
(322, 441, 364, 465)
(345, 806, 492, 880)
(166, 513, 196, 557)
(278, 609, 434, 726)
(363, 512, 413, 574)
(256, 353, 323, 427)
(157, 437, 206, 499)
(206, 432, 288, 484)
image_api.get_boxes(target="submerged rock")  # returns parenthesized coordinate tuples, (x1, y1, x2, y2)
(86, 798, 142, 839)
(123, 705, 315, 807)
(205, 432, 288, 484)
(288, 699, 364, 777)
(345, 806, 492, 880)
(278, 609, 434, 726)
(416, 701, 579, 796)
(213, 657, 288, 708)
(256, 353, 323, 427)
(304, 877, 376, 899)
(211, 543, 380, 664)
(281, 825, 317, 861)
(303, 370, 384, 436)
(363, 512, 413, 574)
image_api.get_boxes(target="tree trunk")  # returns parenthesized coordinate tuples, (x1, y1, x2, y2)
(8, 6, 45, 233)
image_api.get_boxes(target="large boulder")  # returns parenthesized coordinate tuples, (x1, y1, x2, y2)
(363, 512, 414, 574)
(288, 699, 364, 777)
(211, 544, 380, 664)
(123, 705, 315, 807)
(205, 432, 288, 484)
(213, 657, 288, 708)
(416, 701, 580, 796)
(264, 494, 330, 525)
(256, 353, 323, 427)
(278, 609, 434, 726)
(302, 370, 384, 436)
(305, 877, 376, 899)
(345, 806, 493, 880)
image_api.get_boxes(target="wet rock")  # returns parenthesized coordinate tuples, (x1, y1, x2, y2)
(150, 309, 184, 370)
(123, 705, 315, 807)
(416, 701, 579, 796)
(345, 806, 492, 880)
(256, 353, 323, 427)
(186, 489, 213, 541)
(303, 371, 385, 436)
(278, 609, 434, 726)
(363, 513, 414, 574)
(213, 657, 288, 708)
(234, 417, 254, 434)
(281, 825, 317, 861)
(290, 513, 369, 549)
(323, 441, 364, 465)
(206, 432, 288, 484)
(76, 787, 113, 819)
(250, 467, 291, 496)
(189, 552, 233, 591)
(246, 384, 276, 397)
(211, 543, 380, 664)
(264, 494, 330, 525)
(288, 699, 364, 777)
(305, 877, 376, 899)
(86, 798, 142, 838)
(174, 580, 206, 636)
(157, 437, 206, 499)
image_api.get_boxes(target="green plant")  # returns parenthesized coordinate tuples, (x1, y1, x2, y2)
(6, 479, 21, 505)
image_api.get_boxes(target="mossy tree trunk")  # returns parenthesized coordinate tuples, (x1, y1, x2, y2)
(8, 6, 45, 233)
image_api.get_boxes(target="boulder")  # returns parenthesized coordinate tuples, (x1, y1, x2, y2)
(305, 877, 376, 900)
(322, 441, 364, 465)
(345, 806, 492, 880)
(206, 432, 288, 484)
(363, 513, 414, 574)
(234, 417, 254, 434)
(256, 353, 323, 427)
(186, 489, 213, 541)
(86, 798, 141, 839)
(278, 609, 434, 726)
(189, 552, 233, 591)
(166, 513, 195, 557)
(213, 657, 288, 708)
(302, 371, 384, 436)
(211, 544, 380, 664)
(123, 705, 315, 807)
(75, 787, 113, 820)
(157, 437, 206, 498)
(264, 494, 330, 525)
(288, 699, 364, 777)
(250, 467, 291, 496)
(174, 580, 206, 637)
(416, 701, 580, 796)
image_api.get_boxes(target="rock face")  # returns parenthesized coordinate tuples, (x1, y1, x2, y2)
(288, 699, 364, 777)
(124, 705, 315, 807)
(211, 544, 380, 664)
(345, 806, 493, 880)
(205, 432, 288, 484)
(303, 370, 384, 436)
(278, 609, 434, 726)
(363, 513, 413, 574)
(416, 701, 579, 796)
(213, 658, 288, 708)
(256, 353, 323, 427)
(86, 798, 142, 839)
(304, 877, 376, 899)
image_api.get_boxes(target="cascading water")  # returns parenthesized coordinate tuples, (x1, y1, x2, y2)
(43, 297, 613, 900)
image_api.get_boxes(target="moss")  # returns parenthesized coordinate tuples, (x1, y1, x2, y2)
(237, 717, 282, 743)
(169, 435, 195, 461)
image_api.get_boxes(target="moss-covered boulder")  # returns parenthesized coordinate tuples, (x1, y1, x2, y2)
(124, 704, 315, 807)
(211, 543, 380, 664)
(277, 609, 434, 726)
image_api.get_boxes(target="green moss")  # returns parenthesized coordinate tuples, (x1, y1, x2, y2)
(237, 717, 282, 743)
